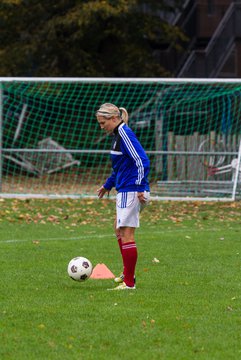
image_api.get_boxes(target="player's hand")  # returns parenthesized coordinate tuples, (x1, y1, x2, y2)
(137, 192, 147, 204)
(97, 186, 109, 199)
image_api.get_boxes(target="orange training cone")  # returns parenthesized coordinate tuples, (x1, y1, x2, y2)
(90, 263, 115, 279)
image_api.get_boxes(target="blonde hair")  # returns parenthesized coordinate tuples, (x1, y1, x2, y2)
(96, 103, 128, 124)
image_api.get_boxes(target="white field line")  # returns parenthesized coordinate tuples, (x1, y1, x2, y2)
(0, 233, 114, 244)
(0, 228, 225, 244)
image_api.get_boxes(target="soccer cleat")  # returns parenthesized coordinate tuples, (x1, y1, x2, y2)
(114, 273, 136, 284)
(108, 282, 136, 291)
(114, 273, 124, 283)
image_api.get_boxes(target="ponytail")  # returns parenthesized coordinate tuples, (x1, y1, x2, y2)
(119, 107, 128, 124)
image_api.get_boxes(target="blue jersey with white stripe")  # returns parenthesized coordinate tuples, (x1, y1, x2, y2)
(104, 122, 150, 193)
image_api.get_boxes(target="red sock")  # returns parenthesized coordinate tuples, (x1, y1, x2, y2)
(122, 242, 137, 287)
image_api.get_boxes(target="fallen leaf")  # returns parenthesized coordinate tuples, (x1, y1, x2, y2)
(38, 324, 45, 329)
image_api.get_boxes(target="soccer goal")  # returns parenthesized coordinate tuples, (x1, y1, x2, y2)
(0, 77, 241, 200)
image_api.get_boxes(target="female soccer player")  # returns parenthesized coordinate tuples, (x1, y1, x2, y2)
(96, 103, 150, 290)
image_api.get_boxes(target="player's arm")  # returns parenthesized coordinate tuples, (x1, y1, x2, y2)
(120, 127, 150, 191)
(97, 171, 116, 198)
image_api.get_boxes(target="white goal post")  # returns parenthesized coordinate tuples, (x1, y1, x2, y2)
(0, 77, 241, 201)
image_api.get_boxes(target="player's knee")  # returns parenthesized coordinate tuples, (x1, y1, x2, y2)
(119, 227, 135, 243)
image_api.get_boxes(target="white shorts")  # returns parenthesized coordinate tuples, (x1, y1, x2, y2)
(116, 191, 150, 229)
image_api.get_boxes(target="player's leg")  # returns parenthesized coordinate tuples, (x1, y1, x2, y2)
(114, 192, 140, 289)
(114, 217, 123, 257)
(119, 226, 137, 288)
(110, 191, 150, 290)
(114, 218, 125, 283)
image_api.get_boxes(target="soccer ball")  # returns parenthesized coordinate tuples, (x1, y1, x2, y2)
(67, 257, 93, 282)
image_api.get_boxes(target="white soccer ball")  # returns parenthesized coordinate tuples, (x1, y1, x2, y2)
(67, 257, 93, 282)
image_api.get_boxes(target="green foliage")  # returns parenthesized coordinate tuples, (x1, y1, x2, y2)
(0, 199, 241, 359)
(0, 0, 185, 77)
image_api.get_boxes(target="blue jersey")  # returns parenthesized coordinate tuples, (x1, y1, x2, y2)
(104, 122, 150, 193)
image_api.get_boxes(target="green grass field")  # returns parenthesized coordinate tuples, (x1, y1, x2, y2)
(0, 198, 241, 360)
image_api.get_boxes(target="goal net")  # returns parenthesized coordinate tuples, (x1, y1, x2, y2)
(0, 78, 241, 200)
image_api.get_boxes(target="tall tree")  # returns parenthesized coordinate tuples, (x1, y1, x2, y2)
(0, 0, 186, 77)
